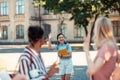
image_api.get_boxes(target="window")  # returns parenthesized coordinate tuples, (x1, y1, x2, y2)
(43, 9, 54, 15)
(112, 21, 120, 37)
(0, 2, 8, 15)
(16, 25, 24, 39)
(16, 0, 24, 14)
(2, 26, 8, 39)
(43, 24, 51, 39)
(44, 9, 49, 14)
(57, 24, 67, 38)
(74, 25, 84, 40)
(43, 9, 65, 15)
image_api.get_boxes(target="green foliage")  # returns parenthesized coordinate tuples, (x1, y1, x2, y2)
(41, 0, 93, 27)
(101, 0, 120, 14)
(33, 0, 120, 34)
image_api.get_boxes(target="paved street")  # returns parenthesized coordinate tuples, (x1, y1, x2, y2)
(0, 52, 92, 80)
(0, 44, 84, 53)
(0, 45, 97, 80)
(0, 45, 119, 80)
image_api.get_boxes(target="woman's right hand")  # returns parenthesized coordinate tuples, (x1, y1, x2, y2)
(86, 69, 91, 78)
(49, 33, 52, 40)
(83, 34, 90, 53)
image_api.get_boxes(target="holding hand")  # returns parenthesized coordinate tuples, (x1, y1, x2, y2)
(44, 61, 59, 79)
(58, 54, 62, 58)
(62, 54, 71, 58)
(49, 61, 59, 75)
(12, 74, 27, 80)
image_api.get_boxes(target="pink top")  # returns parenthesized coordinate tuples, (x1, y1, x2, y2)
(92, 43, 117, 80)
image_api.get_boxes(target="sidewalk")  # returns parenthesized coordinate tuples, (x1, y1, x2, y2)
(0, 45, 120, 80)
(0, 43, 120, 48)
(0, 51, 97, 74)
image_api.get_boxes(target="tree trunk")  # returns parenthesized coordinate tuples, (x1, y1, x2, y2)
(90, 14, 99, 44)
(83, 26, 88, 37)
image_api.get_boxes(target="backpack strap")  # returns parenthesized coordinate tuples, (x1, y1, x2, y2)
(24, 51, 33, 68)
(11, 51, 33, 78)
(56, 44, 59, 50)
(66, 43, 69, 50)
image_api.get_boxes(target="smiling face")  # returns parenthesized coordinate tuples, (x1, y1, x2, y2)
(57, 34, 65, 44)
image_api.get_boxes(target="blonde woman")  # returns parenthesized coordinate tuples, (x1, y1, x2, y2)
(83, 17, 118, 80)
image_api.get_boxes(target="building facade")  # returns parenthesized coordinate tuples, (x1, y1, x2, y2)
(0, 0, 120, 44)
(0, 0, 40, 44)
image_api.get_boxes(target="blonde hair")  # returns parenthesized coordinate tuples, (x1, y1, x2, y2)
(94, 17, 116, 48)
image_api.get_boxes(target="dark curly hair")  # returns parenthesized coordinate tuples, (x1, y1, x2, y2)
(28, 26, 44, 43)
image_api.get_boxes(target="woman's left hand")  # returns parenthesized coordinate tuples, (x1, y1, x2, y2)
(58, 54, 62, 58)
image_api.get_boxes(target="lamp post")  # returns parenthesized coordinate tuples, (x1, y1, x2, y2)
(38, 3, 41, 27)
(33, 0, 46, 27)
(33, 1, 41, 27)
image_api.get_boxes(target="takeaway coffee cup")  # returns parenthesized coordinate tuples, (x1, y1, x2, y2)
(0, 70, 12, 80)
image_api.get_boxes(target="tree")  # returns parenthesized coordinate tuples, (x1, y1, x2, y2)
(33, 0, 120, 40)
(101, 0, 120, 14)
(89, 0, 120, 43)
(36, 0, 94, 36)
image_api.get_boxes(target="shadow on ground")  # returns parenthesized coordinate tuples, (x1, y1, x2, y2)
(50, 66, 89, 80)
